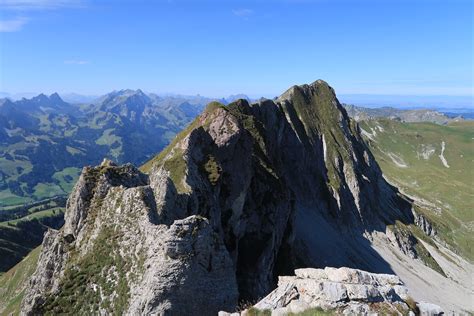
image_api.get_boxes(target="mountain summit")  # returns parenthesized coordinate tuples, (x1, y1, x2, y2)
(16, 92, 69, 112)
(21, 80, 472, 315)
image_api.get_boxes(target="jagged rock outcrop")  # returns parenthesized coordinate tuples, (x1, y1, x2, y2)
(413, 211, 436, 237)
(220, 267, 423, 315)
(21, 80, 466, 315)
(22, 163, 237, 315)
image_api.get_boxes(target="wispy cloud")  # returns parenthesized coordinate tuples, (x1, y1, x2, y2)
(64, 60, 90, 65)
(232, 9, 254, 18)
(0, 16, 28, 32)
(0, 0, 85, 32)
(0, 0, 85, 10)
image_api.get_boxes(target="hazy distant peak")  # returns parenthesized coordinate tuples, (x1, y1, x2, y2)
(225, 94, 251, 103)
(0, 98, 14, 106)
(50, 92, 69, 105)
(0, 98, 16, 113)
(31, 92, 67, 106)
(343, 103, 460, 124)
(115, 89, 147, 97)
(32, 93, 49, 103)
(97, 89, 153, 117)
(49, 92, 62, 100)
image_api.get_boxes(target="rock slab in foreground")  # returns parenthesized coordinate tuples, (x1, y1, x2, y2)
(222, 267, 443, 315)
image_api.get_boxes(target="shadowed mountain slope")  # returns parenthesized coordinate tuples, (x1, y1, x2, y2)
(20, 81, 473, 315)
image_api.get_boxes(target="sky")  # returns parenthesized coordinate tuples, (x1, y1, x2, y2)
(0, 0, 472, 101)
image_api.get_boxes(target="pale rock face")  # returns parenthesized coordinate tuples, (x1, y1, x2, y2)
(249, 267, 415, 315)
(385, 225, 419, 259)
(20, 230, 68, 313)
(128, 216, 238, 315)
(205, 107, 241, 147)
(22, 164, 237, 315)
(417, 302, 444, 316)
(412, 211, 437, 237)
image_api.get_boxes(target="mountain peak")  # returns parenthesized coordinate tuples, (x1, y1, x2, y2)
(28, 92, 68, 107)
(224, 94, 251, 104)
(32, 93, 49, 103)
(279, 79, 334, 99)
(49, 92, 68, 105)
(0, 98, 14, 107)
(98, 89, 151, 118)
(310, 78, 329, 87)
(115, 89, 147, 98)
(20, 80, 464, 315)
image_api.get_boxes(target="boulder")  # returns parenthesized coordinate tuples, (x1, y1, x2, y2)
(243, 267, 423, 315)
(417, 302, 444, 316)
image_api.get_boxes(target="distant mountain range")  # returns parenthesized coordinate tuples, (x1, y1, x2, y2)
(0, 92, 205, 207)
(0, 91, 253, 105)
(343, 104, 467, 124)
(0, 90, 254, 209)
(338, 94, 473, 109)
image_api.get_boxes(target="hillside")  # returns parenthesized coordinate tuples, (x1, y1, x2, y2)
(0, 198, 64, 272)
(359, 119, 474, 261)
(0, 247, 41, 316)
(19, 81, 472, 315)
(343, 104, 465, 124)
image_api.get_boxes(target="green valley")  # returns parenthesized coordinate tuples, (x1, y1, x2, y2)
(0, 91, 210, 209)
(359, 119, 474, 260)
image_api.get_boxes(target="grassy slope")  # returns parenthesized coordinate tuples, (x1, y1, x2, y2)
(0, 203, 65, 272)
(0, 163, 79, 208)
(0, 246, 41, 316)
(0, 207, 64, 227)
(359, 119, 473, 260)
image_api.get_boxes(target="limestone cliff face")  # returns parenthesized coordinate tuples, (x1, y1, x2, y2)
(21, 80, 452, 315)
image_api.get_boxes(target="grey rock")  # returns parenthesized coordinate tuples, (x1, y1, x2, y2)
(20, 229, 68, 314)
(413, 211, 437, 237)
(22, 163, 237, 315)
(253, 282, 298, 310)
(129, 216, 238, 315)
(417, 302, 444, 316)
(248, 267, 413, 315)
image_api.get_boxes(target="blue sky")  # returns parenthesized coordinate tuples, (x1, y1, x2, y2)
(0, 0, 472, 99)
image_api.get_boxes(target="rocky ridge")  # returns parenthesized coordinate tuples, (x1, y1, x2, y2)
(21, 80, 471, 315)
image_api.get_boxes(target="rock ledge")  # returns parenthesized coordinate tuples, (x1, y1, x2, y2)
(221, 267, 443, 315)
